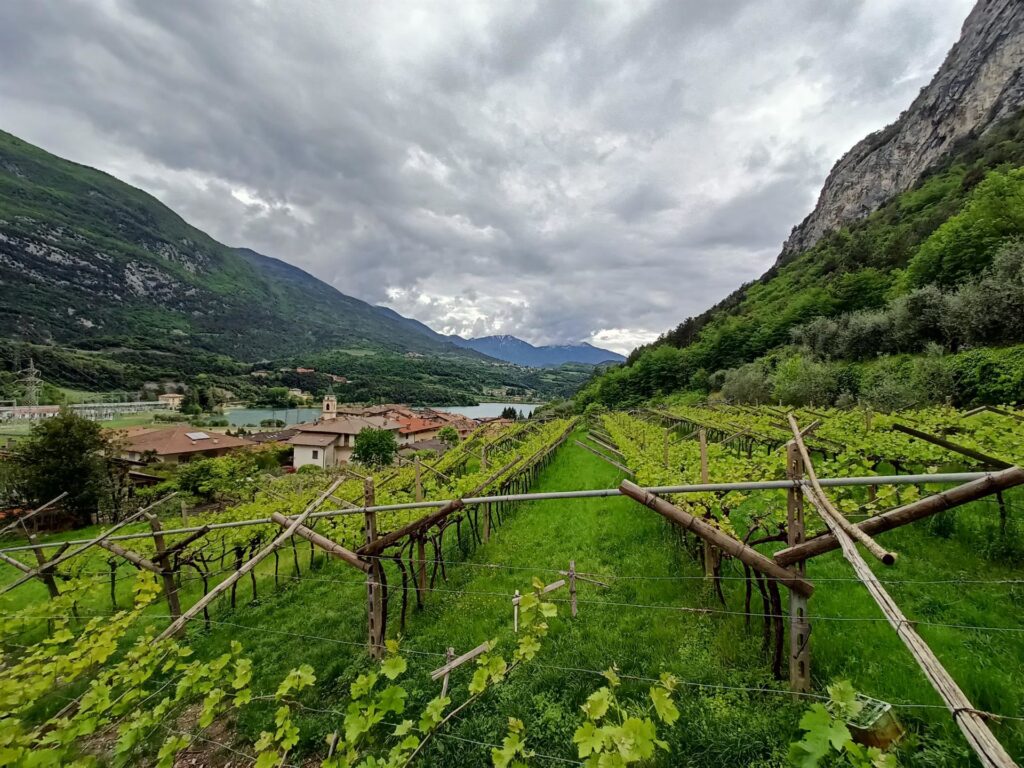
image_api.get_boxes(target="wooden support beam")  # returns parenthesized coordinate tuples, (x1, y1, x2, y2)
(0, 493, 177, 597)
(800, 486, 1016, 768)
(146, 514, 182, 629)
(418, 459, 452, 483)
(430, 641, 491, 681)
(619, 480, 813, 597)
(28, 535, 62, 599)
(892, 423, 1012, 469)
(365, 479, 385, 660)
(774, 467, 1024, 567)
(162, 526, 211, 559)
(154, 480, 342, 642)
(0, 492, 68, 538)
(97, 540, 163, 575)
(0, 551, 31, 574)
(359, 498, 466, 557)
(270, 512, 369, 572)
(788, 415, 896, 566)
(574, 440, 634, 475)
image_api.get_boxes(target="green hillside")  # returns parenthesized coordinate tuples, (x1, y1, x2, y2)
(0, 130, 470, 362)
(579, 110, 1024, 409)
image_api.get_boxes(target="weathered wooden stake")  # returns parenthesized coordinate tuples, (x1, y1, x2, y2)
(414, 457, 424, 502)
(146, 514, 182, 629)
(28, 535, 61, 600)
(416, 537, 427, 603)
(440, 647, 455, 699)
(699, 429, 718, 580)
(364, 478, 385, 660)
(785, 441, 811, 694)
(569, 559, 577, 618)
(513, 589, 520, 632)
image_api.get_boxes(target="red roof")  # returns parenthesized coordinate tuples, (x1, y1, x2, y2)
(396, 417, 443, 435)
(121, 427, 254, 456)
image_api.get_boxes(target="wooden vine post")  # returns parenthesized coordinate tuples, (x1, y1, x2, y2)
(27, 535, 61, 600)
(699, 429, 717, 580)
(414, 457, 424, 502)
(146, 513, 182, 628)
(785, 441, 811, 694)
(569, 560, 577, 618)
(364, 478, 385, 660)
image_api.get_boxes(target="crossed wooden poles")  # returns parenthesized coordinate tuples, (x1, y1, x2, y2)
(616, 416, 1023, 768)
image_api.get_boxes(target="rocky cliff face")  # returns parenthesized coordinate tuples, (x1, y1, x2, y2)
(781, 0, 1024, 259)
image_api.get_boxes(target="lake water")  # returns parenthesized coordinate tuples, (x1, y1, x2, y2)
(225, 402, 543, 425)
(225, 407, 321, 426)
(434, 402, 543, 419)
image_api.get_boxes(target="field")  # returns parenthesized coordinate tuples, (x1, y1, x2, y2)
(1, 407, 1022, 766)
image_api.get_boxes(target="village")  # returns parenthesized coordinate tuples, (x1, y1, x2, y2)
(117, 395, 487, 469)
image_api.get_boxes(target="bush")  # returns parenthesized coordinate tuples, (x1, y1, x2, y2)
(720, 362, 772, 404)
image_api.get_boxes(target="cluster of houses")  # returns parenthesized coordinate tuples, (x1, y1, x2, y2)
(116, 395, 479, 469)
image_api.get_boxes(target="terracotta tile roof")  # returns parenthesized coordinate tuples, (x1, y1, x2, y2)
(395, 417, 443, 435)
(121, 427, 254, 456)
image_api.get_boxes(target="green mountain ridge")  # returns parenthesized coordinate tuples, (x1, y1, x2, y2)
(0, 129, 477, 362)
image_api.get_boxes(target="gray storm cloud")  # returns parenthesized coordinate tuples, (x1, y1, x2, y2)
(0, 0, 973, 353)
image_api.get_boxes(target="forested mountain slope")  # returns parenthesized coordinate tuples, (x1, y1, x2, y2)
(579, 2, 1024, 411)
(0, 130, 473, 362)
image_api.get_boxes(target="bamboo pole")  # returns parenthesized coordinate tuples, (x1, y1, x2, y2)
(800, 486, 1016, 768)
(787, 415, 896, 566)
(775, 467, 1024, 566)
(619, 480, 813, 597)
(154, 480, 342, 642)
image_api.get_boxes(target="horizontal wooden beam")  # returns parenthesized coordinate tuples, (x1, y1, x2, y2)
(359, 499, 465, 557)
(97, 540, 164, 574)
(270, 512, 368, 572)
(430, 641, 490, 681)
(619, 480, 813, 597)
(775, 467, 1024, 566)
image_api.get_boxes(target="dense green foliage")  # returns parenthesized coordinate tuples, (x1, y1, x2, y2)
(7, 409, 130, 525)
(353, 427, 400, 467)
(580, 110, 1024, 410)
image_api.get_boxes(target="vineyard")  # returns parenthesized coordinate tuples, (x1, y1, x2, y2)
(1, 406, 1023, 766)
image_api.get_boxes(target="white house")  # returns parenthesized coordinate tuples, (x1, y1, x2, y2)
(288, 415, 401, 468)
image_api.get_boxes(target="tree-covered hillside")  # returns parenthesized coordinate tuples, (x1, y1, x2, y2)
(578, 110, 1024, 409)
(0, 130, 473, 362)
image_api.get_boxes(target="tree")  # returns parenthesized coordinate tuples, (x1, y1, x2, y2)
(352, 428, 398, 467)
(11, 409, 108, 527)
(500, 406, 519, 420)
(437, 425, 459, 447)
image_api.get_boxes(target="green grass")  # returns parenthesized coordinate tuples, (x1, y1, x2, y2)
(2, 433, 1023, 766)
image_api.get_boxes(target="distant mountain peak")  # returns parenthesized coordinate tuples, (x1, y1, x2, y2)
(450, 334, 624, 367)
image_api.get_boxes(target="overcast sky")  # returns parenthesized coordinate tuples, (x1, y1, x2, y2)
(0, 0, 973, 354)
